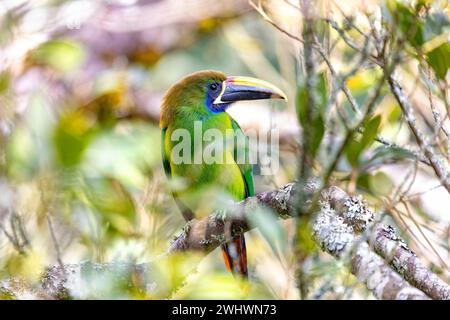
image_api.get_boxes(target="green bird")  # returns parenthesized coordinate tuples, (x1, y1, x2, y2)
(160, 70, 286, 277)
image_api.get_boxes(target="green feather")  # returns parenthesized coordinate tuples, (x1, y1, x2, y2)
(161, 111, 253, 219)
(230, 118, 254, 198)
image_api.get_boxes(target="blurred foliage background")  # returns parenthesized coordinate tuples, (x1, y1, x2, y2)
(0, 0, 449, 299)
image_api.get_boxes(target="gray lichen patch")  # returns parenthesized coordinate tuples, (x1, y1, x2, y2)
(199, 237, 215, 246)
(353, 242, 429, 300)
(208, 233, 226, 245)
(170, 219, 194, 245)
(273, 182, 295, 215)
(41, 264, 78, 299)
(342, 195, 374, 233)
(313, 203, 354, 256)
(377, 225, 415, 259)
(211, 208, 228, 222)
(379, 225, 408, 246)
(199, 234, 226, 248)
(1, 277, 44, 300)
(305, 178, 320, 194)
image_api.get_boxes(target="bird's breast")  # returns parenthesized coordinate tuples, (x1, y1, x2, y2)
(165, 116, 246, 217)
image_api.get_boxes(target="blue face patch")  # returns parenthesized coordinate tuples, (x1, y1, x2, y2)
(205, 82, 230, 113)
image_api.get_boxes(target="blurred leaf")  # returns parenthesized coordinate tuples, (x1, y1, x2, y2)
(7, 94, 53, 180)
(356, 173, 370, 191)
(82, 122, 160, 188)
(53, 109, 94, 167)
(31, 39, 85, 73)
(388, 1, 424, 47)
(426, 42, 450, 80)
(362, 145, 417, 171)
(346, 115, 381, 167)
(296, 72, 327, 156)
(0, 71, 10, 93)
(424, 12, 450, 42)
(311, 115, 325, 157)
(345, 139, 360, 168)
(361, 115, 381, 148)
(66, 262, 147, 299)
(198, 17, 221, 33)
(346, 68, 382, 94)
(248, 207, 287, 256)
(414, 0, 432, 9)
(387, 102, 402, 123)
(358, 171, 394, 197)
(173, 270, 273, 299)
(296, 86, 307, 125)
(369, 171, 394, 196)
(152, 252, 204, 298)
(316, 71, 328, 108)
(345, 69, 384, 119)
(296, 216, 317, 255)
(7, 126, 39, 180)
(4, 250, 44, 281)
(94, 70, 127, 97)
(296, 72, 327, 124)
(130, 46, 162, 67)
(84, 177, 136, 236)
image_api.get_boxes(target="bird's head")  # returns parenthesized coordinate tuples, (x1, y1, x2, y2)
(160, 70, 287, 128)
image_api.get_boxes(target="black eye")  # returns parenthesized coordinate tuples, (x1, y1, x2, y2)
(209, 83, 218, 91)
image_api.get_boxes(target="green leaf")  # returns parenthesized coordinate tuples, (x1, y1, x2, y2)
(345, 115, 381, 167)
(346, 68, 383, 94)
(82, 122, 160, 188)
(0, 71, 10, 93)
(85, 177, 136, 236)
(316, 72, 328, 113)
(295, 72, 327, 156)
(296, 216, 317, 254)
(345, 136, 361, 168)
(387, 103, 402, 123)
(53, 110, 94, 167)
(7, 94, 53, 180)
(389, 1, 425, 47)
(356, 173, 371, 191)
(311, 114, 325, 157)
(369, 171, 394, 196)
(296, 86, 308, 127)
(362, 145, 416, 171)
(427, 42, 450, 80)
(361, 115, 381, 149)
(248, 207, 287, 256)
(7, 126, 39, 180)
(32, 39, 85, 73)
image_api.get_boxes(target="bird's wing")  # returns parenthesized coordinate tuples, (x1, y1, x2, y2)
(161, 127, 194, 221)
(230, 118, 254, 198)
(161, 127, 172, 178)
(220, 118, 254, 278)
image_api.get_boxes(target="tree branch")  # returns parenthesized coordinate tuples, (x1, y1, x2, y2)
(2, 182, 448, 299)
(313, 187, 445, 299)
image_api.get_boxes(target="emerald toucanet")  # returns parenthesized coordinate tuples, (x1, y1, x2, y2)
(160, 70, 286, 277)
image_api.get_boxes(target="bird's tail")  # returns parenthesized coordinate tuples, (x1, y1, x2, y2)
(220, 234, 248, 278)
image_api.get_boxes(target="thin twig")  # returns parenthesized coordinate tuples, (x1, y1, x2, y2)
(388, 74, 450, 194)
(248, 0, 305, 44)
(46, 215, 64, 270)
